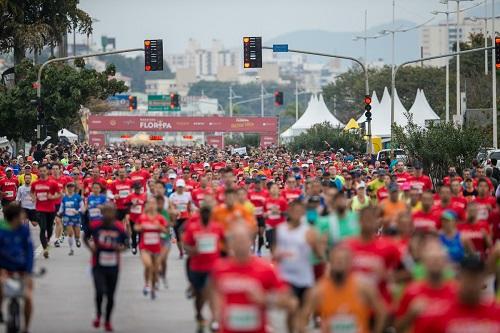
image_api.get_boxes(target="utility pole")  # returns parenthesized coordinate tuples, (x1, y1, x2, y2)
(229, 85, 233, 117)
(261, 82, 264, 117)
(295, 81, 299, 121)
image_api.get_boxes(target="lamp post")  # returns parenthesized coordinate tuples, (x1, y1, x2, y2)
(380, 0, 435, 157)
(492, 0, 497, 148)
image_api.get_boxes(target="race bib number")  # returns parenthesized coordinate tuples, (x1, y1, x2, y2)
(66, 208, 77, 216)
(37, 192, 48, 201)
(144, 232, 160, 245)
(4, 191, 13, 198)
(130, 205, 142, 214)
(98, 252, 118, 267)
(477, 207, 489, 220)
(226, 305, 260, 331)
(196, 235, 217, 254)
(118, 190, 129, 198)
(176, 203, 187, 212)
(329, 314, 358, 333)
(254, 207, 263, 215)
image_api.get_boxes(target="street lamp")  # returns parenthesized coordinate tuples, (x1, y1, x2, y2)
(380, 0, 435, 157)
(432, 2, 481, 122)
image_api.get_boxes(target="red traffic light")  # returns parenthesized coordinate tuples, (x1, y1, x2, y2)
(364, 95, 372, 105)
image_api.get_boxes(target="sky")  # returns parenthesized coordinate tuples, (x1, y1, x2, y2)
(78, 0, 445, 53)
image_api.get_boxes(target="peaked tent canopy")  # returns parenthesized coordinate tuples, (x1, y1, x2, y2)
(280, 93, 344, 139)
(408, 89, 440, 127)
(58, 128, 78, 142)
(344, 118, 360, 131)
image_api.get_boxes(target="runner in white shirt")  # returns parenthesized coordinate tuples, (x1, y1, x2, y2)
(15, 173, 36, 225)
(168, 179, 193, 258)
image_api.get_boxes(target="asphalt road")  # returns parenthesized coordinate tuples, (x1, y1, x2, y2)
(24, 227, 289, 333)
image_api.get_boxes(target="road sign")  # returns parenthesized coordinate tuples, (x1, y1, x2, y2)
(243, 37, 262, 68)
(107, 95, 130, 110)
(148, 95, 180, 111)
(272, 44, 288, 52)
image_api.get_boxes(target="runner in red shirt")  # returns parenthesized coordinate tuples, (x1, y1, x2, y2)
(191, 175, 214, 209)
(129, 159, 151, 193)
(263, 182, 288, 250)
(209, 223, 296, 333)
(0, 167, 19, 209)
(31, 164, 61, 258)
(281, 176, 302, 203)
(83, 166, 107, 197)
(409, 163, 432, 193)
(457, 202, 492, 259)
(394, 161, 411, 186)
(344, 207, 400, 305)
(108, 168, 133, 226)
(180, 167, 198, 193)
(247, 176, 268, 256)
(443, 167, 463, 186)
(412, 191, 440, 232)
(418, 256, 500, 333)
(395, 238, 457, 332)
(183, 206, 225, 330)
(126, 182, 147, 255)
(473, 178, 496, 223)
(134, 198, 168, 299)
(450, 179, 467, 221)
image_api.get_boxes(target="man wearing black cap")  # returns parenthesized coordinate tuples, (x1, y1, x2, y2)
(409, 162, 432, 193)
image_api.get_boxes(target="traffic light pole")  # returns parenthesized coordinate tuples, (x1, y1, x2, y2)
(391, 45, 495, 158)
(35, 47, 144, 141)
(262, 46, 372, 154)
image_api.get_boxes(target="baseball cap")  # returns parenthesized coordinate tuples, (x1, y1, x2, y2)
(132, 181, 142, 190)
(441, 210, 457, 221)
(356, 181, 366, 190)
(388, 182, 399, 192)
(168, 173, 177, 179)
(203, 162, 210, 168)
(414, 161, 423, 169)
(307, 159, 313, 164)
(5, 167, 13, 172)
(176, 179, 186, 187)
(301, 163, 309, 168)
(378, 168, 386, 176)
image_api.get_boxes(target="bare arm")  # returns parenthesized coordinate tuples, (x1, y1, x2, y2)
(361, 283, 387, 333)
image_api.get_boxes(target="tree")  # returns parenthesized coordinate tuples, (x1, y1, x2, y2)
(0, 59, 128, 142)
(0, 0, 93, 64)
(287, 122, 364, 153)
(393, 113, 486, 183)
(224, 134, 260, 147)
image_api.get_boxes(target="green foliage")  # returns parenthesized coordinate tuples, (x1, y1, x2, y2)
(393, 114, 486, 182)
(287, 122, 365, 153)
(322, 33, 498, 128)
(225, 134, 260, 147)
(98, 55, 175, 93)
(0, 0, 93, 63)
(0, 59, 128, 142)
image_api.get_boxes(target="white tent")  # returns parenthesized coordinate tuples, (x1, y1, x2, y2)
(58, 128, 78, 143)
(408, 89, 440, 127)
(280, 94, 344, 140)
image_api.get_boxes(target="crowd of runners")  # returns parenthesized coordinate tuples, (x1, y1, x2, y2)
(0, 141, 499, 333)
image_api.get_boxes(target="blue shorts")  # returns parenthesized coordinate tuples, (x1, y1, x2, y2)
(63, 217, 81, 227)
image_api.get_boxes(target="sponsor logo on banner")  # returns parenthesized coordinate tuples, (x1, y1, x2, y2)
(139, 119, 172, 129)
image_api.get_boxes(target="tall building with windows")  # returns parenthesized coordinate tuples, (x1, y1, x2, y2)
(421, 16, 500, 67)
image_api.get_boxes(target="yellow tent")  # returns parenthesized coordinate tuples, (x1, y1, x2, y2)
(344, 118, 360, 131)
(363, 135, 382, 153)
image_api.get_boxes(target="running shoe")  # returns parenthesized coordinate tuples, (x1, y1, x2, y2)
(43, 249, 49, 259)
(0, 311, 3, 323)
(131, 247, 137, 255)
(92, 317, 100, 328)
(76, 239, 81, 248)
(185, 286, 194, 299)
(162, 277, 169, 289)
(68, 249, 74, 256)
(104, 322, 113, 332)
(54, 240, 60, 248)
(151, 289, 156, 300)
(209, 321, 219, 332)
(143, 286, 150, 296)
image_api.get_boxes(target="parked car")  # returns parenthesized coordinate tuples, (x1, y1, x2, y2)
(481, 149, 500, 168)
(376, 149, 407, 163)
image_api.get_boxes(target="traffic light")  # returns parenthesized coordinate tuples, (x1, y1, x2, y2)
(364, 95, 372, 121)
(496, 37, 500, 69)
(144, 39, 163, 71)
(170, 93, 180, 109)
(274, 91, 284, 106)
(129, 96, 137, 111)
(243, 37, 262, 68)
